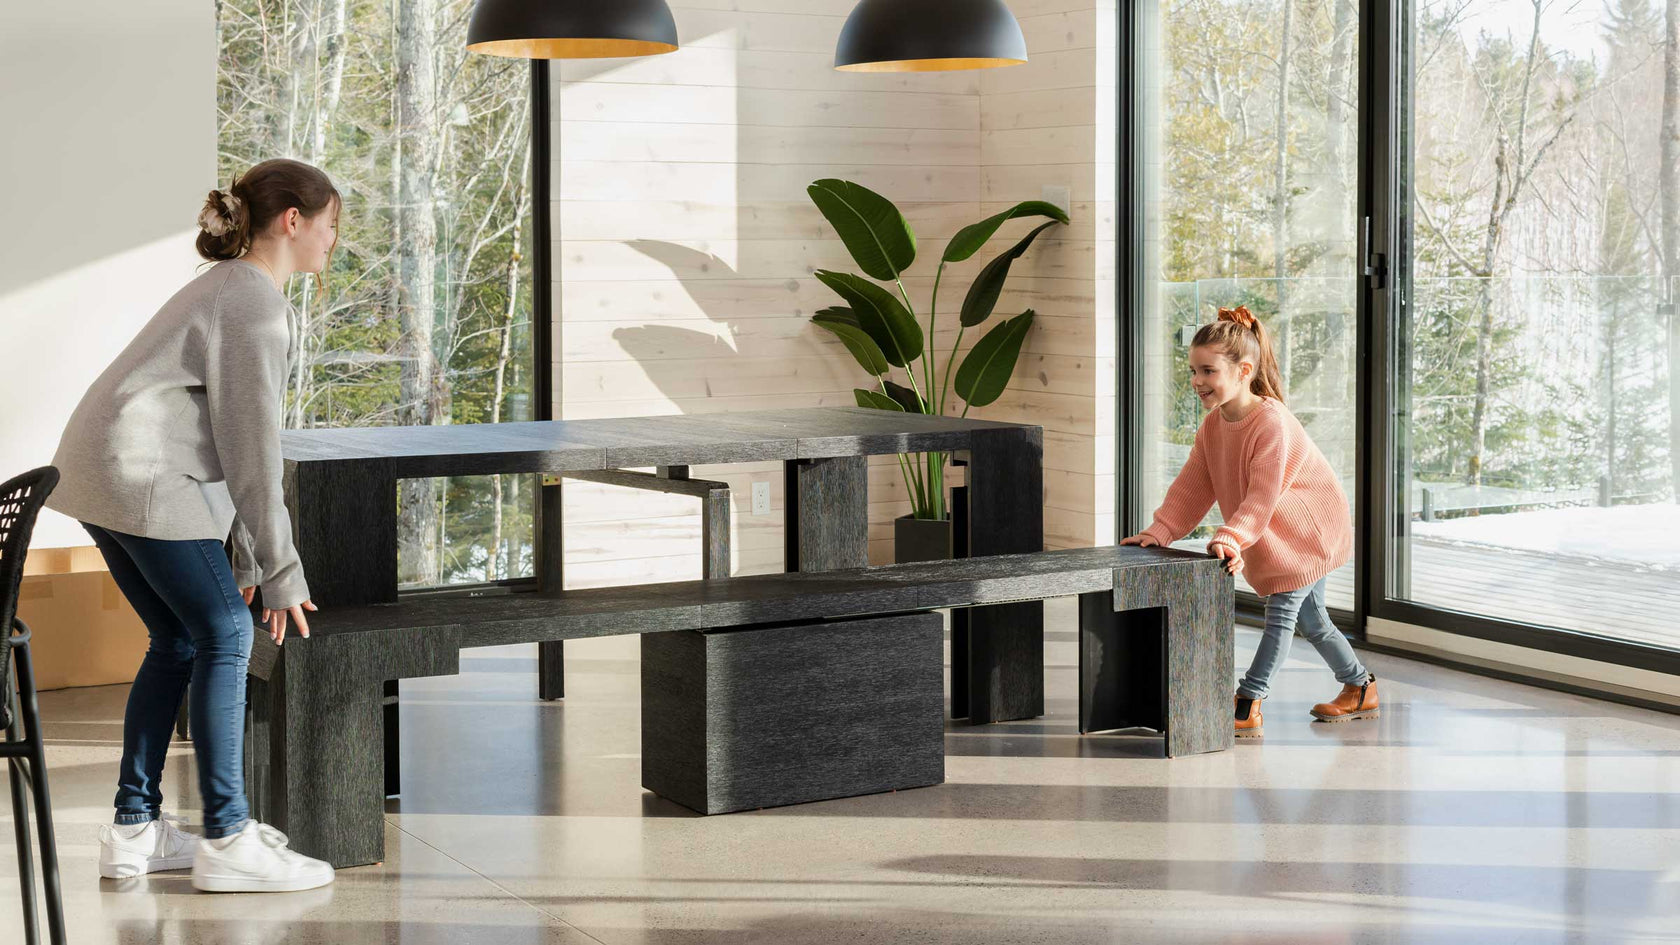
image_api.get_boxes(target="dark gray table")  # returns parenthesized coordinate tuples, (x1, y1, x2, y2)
(273, 407, 1046, 722)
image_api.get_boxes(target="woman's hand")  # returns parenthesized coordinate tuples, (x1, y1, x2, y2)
(1209, 541, 1244, 575)
(260, 599, 318, 646)
(1120, 533, 1160, 548)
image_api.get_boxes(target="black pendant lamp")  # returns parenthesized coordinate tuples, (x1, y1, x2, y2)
(835, 0, 1027, 73)
(467, 0, 679, 59)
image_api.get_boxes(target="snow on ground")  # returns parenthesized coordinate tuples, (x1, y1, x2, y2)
(1413, 502, 1680, 570)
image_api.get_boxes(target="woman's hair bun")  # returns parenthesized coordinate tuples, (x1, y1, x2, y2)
(195, 159, 339, 269)
(197, 188, 247, 238)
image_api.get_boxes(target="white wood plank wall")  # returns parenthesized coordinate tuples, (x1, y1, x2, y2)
(551, 1, 1116, 588)
(977, 0, 1118, 550)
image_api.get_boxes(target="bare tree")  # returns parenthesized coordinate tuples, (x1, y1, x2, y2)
(487, 181, 530, 581)
(397, 0, 443, 583)
(1270, 0, 1296, 389)
(1664, 0, 1680, 496)
(1463, 0, 1577, 484)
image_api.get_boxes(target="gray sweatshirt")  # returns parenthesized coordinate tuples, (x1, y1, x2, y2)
(45, 259, 312, 610)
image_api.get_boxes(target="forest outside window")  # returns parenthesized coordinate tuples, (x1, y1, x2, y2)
(216, 0, 538, 588)
(1390, 0, 1680, 651)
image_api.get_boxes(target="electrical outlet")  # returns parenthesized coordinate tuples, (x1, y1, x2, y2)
(1041, 184, 1071, 214)
(752, 481, 771, 516)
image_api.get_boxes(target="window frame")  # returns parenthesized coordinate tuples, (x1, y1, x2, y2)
(1114, 0, 1680, 676)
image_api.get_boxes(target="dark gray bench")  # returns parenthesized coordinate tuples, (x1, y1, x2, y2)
(244, 545, 1233, 868)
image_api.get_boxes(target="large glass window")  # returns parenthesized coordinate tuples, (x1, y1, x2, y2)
(1392, 0, 1680, 649)
(215, 0, 538, 589)
(1138, 0, 1361, 608)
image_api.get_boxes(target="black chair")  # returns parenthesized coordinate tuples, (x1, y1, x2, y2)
(1, 466, 66, 945)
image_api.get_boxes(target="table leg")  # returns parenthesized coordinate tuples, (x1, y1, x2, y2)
(783, 457, 869, 571)
(283, 458, 404, 795)
(247, 629, 460, 868)
(956, 426, 1045, 723)
(285, 459, 399, 607)
(537, 477, 565, 700)
(537, 470, 730, 698)
(948, 484, 971, 719)
(247, 645, 387, 869)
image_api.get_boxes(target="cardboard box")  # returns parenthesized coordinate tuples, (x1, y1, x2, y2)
(18, 547, 148, 691)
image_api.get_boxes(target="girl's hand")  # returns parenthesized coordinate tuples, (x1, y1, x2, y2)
(1120, 533, 1160, 548)
(260, 599, 318, 646)
(1209, 541, 1244, 575)
(240, 585, 257, 606)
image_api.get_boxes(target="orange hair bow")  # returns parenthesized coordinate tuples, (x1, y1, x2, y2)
(1217, 305, 1257, 330)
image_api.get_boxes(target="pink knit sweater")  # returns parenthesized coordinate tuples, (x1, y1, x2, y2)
(1141, 397, 1352, 596)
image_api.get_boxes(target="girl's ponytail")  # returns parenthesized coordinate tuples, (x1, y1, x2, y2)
(1191, 305, 1287, 403)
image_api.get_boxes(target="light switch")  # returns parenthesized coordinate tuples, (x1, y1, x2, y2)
(1041, 184, 1071, 214)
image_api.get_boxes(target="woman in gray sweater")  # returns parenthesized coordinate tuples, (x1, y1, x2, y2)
(46, 159, 337, 893)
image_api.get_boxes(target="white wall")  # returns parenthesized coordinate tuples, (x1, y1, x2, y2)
(551, 1, 1118, 588)
(978, 0, 1118, 549)
(552, 1, 984, 585)
(1, 1, 216, 549)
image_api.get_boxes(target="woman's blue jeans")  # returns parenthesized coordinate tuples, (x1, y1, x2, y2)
(1237, 576, 1367, 701)
(82, 522, 252, 839)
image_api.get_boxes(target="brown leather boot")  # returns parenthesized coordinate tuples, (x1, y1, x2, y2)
(1234, 695, 1263, 738)
(1310, 673, 1380, 722)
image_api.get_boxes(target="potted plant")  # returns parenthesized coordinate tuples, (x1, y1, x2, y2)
(805, 178, 1067, 562)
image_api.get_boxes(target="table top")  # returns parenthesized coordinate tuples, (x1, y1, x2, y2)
(280, 407, 1037, 477)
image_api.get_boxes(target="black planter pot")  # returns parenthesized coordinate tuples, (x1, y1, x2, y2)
(894, 513, 953, 563)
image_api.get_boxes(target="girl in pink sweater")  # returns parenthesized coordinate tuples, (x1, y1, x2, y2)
(1121, 306, 1376, 738)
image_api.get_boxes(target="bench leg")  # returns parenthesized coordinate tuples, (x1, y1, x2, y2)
(537, 475, 565, 700)
(1078, 561, 1234, 756)
(247, 655, 387, 868)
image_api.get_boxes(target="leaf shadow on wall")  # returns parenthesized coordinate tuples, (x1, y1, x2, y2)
(608, 239, 835, 409)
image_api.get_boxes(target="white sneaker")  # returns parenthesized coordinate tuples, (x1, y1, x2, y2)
(99, 815, 200, 879)
(190, 820, 335, 893)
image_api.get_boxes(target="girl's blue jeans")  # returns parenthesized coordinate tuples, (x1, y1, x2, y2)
(1237, 576, 1367, 701)
(82, 522, 253, 839)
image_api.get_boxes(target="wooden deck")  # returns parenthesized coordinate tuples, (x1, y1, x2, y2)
(1330, 543, 1678, 651)
(1181, 540, 1679, 653)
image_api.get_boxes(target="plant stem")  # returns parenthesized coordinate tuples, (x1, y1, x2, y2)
(898, 452, 925, 515)
(882, 376, 930, 515)
(940, 325, 967, 416)
(927, 451, 945, 519)
(892, 278, 931, 410)
(926, 263, 944, 411)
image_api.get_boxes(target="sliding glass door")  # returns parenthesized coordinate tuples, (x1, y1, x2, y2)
(1389, 0, 1680, 652)
(1135, 0, 1362, 610)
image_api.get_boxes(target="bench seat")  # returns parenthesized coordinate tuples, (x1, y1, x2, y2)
(244, 544, 1233, 868)
(250, 544, 1207, 678)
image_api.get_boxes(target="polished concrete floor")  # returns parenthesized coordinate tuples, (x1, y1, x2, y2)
(4, 597, 1680, 944)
